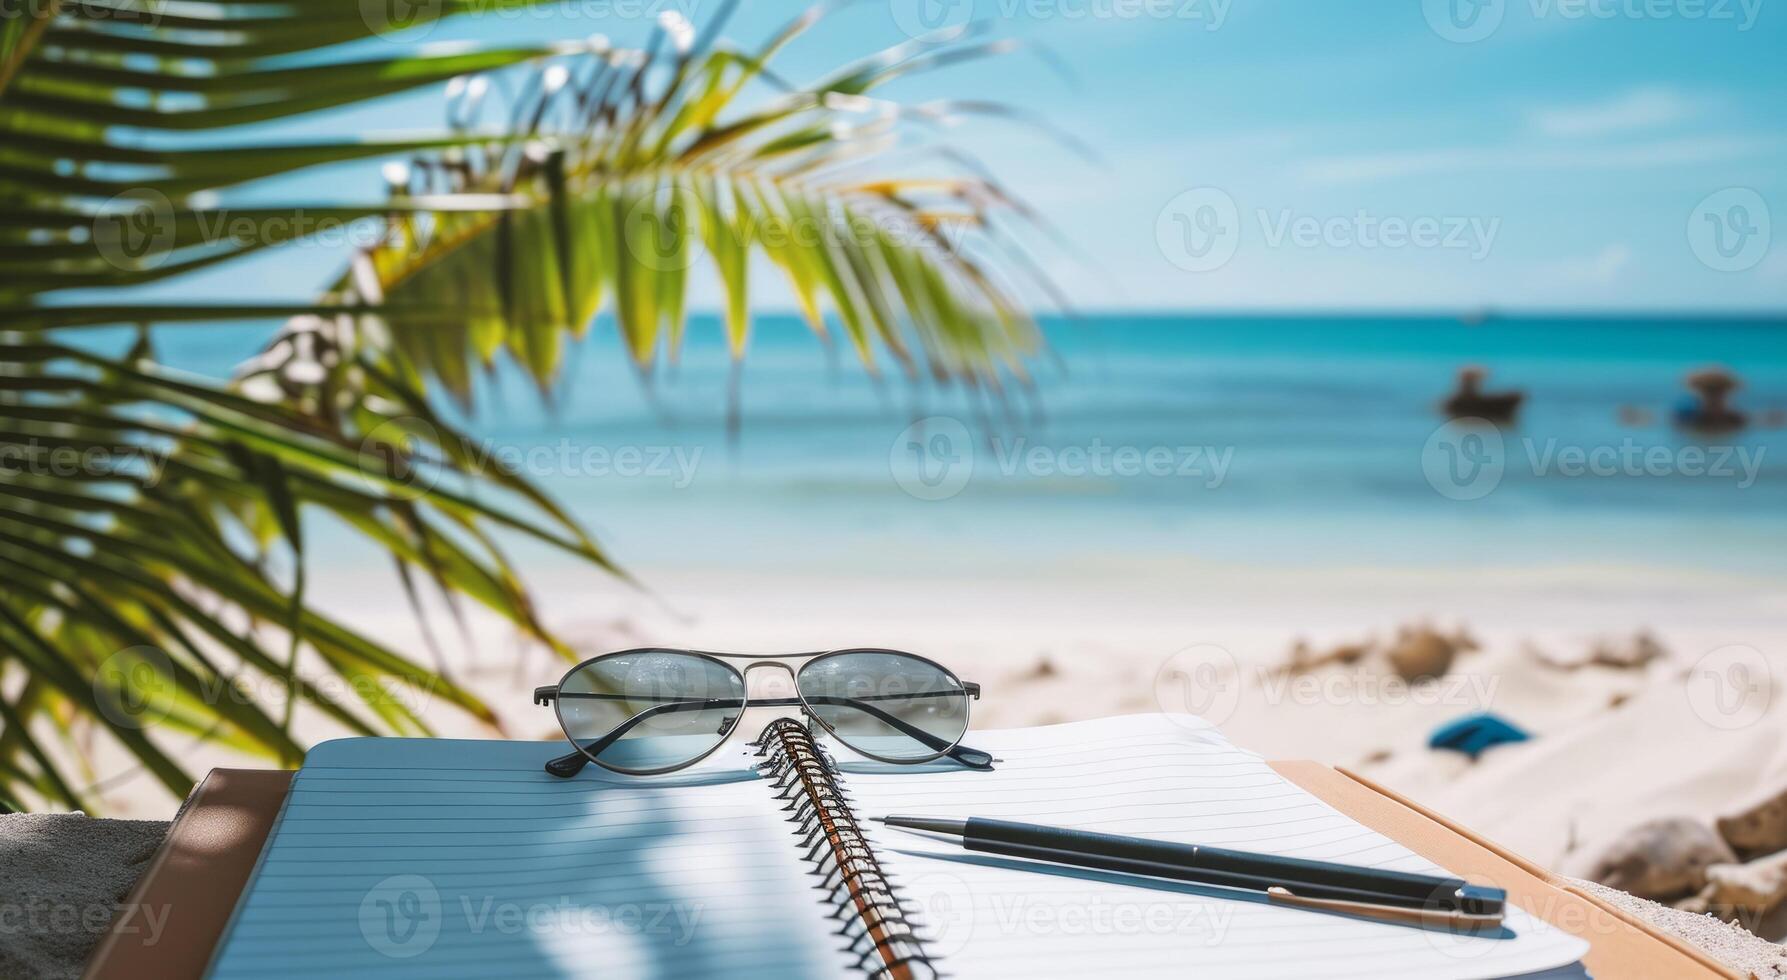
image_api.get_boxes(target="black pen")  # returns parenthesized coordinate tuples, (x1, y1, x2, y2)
(878, 815, 1505, 928)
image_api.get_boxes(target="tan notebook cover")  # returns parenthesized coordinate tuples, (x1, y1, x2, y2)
(84, 761, 1741, 980)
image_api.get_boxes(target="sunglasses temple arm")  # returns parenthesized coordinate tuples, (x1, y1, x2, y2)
(544, 697, 747, 777)
(800, 695, 994, 770)
(545, 750, 590, 778)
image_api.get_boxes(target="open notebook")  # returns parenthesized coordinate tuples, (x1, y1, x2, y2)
(204, 714, 1590, 979)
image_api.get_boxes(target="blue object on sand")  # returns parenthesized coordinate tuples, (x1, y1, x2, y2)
(1428, 713, 1530, 759)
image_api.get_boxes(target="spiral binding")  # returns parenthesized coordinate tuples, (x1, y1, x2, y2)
(753, 717, 936, 980)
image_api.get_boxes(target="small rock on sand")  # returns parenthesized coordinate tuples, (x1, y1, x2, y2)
(1384, 624, 1476, 682)
(1718, 785, 1787, 857)
(1588, 630, 1667, 669)
(1575, 817, 1738, 900)
(1527, 631, 1667, 671)
(1282, 638, 1372, 674)
(1678, 848, 1787, 920)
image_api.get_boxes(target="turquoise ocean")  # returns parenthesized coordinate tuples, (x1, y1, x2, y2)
(154, 314, 1787, 581)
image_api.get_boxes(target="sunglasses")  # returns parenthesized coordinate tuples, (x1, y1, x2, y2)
(533, 648, 992, 776)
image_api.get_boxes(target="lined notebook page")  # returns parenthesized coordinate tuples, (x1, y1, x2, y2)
(205, 738, 855, 980)
(841, 714, 1590, 980)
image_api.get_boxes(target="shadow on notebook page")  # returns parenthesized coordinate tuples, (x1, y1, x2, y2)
(207, 738, 842, 980)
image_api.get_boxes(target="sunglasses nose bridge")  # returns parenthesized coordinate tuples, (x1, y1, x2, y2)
(739, 660, 801, 702)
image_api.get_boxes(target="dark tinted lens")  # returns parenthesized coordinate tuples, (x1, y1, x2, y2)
(797, 651, 968, 762)
(557, 650, 746, 773)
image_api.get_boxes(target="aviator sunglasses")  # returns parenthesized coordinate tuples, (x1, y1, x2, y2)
(533, 648, 993, 776)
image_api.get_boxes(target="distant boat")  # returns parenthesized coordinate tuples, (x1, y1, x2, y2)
(1458, 307, 1495, 326)
(1442, 366, 1524, 424)
(1673, 367, 1748, 434)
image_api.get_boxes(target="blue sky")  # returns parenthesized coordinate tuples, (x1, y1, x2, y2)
(175, 0, 1786, 313)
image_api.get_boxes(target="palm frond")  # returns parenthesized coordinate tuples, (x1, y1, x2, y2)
(0, 0, 1062, 810)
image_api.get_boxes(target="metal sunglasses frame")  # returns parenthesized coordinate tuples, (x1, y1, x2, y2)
(533, 647, 990, 777)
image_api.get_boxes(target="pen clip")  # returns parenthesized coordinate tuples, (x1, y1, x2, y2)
(1266, 886, 1504, 930)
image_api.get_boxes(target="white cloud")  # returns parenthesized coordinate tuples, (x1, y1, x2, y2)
(1526, 86, 1700, 138)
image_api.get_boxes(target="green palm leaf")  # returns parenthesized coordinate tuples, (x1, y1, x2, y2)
(0, 0, 1060, 810)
